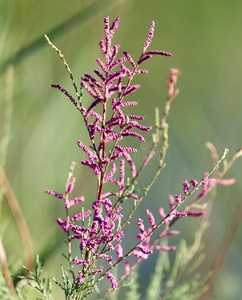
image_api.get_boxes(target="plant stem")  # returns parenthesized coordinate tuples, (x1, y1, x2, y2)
(0, 164, 34, 271)
(0, 240, 17, 298)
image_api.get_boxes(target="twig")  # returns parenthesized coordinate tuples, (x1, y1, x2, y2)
(0, 65, 14, 214)
(160, 191, 216, 300)
(83, 149, 228, 299)
(0, 64, 17, 297)
(0, 65, 13, 168)
(0, 240, 17, 298)
(0, 164, 33, 271)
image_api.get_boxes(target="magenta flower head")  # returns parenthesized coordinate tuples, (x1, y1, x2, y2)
(174, 193, 182, 204)
(107, 272, 118, 290)
(183, 180, 190, 195)
(116, 243, 123, 259)
(142, 20, 155, 53)
(124, 261, 131, 275)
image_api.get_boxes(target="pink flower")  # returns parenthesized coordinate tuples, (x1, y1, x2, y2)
(146, 209, 156, 228)
(107, 272, 118, 290)
(174, 193, 182, 204)
(124, 261, 131, 275)
(155, 245, 176, 251)
(116, 244, 123, 259)
(183, 180, 190, 195)
(218, 178, 236, 185)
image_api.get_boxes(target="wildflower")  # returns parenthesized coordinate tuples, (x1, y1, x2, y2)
(116, 244, 123, 259)
(142, 20, 155, 53)
(77, 271, 84, 285)
(132, 250, 149, 260)
(190, 179, 199, 189)
(174, 193, 182, 204)
(160, 230, 179, 238)
(218, 178, 236, 185)
(183, 180, 190, 195)
(155, 245, 176, 251)
(187, 211, 206, 217)
(107, 272, 118, 290)
(146, 209, 156, 228)
(44, 189, 64, 199)
(198, 174, 216, 199)
(167, 68, 180, 97)
(124, 261, 131, 275)
(72, 258, 90, 266)
(66, 177, 76, 194)
(92, 266, 104, 275)
(168, 195, 176, 209)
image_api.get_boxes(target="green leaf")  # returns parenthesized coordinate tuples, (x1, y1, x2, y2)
(125, 269, 140, 300)
(146, 250, 170, 300)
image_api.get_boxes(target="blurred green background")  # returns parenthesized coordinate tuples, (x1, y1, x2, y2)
(0, 0, 241, 299)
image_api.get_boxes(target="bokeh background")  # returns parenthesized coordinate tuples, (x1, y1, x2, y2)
(0, 0, 242, 299)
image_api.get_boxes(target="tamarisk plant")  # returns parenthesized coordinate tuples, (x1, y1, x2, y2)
(38, 16, 231, 299)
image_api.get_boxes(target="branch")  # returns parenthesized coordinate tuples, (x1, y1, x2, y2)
(0, 164, 33, 271)
(0, 240, 17, 298)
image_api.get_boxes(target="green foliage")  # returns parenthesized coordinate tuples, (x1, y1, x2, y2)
(125, 269, 140, 300)
(112, 232, 210, 300)
(166, 239, 191, 287)
(165, 273, 210, 300)
(159, 236, 210, 299)
(15, 255, 53, 300)
(50, 265, 76, 300)
(145, 249, 170, 300)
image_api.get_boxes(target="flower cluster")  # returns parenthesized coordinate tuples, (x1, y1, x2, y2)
(44, 16, 223, 297)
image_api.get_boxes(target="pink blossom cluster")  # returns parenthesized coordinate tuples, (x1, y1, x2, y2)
(45, 16, 218, 294)
(45, 16, 173, 291)
(130, 175, 217, 259)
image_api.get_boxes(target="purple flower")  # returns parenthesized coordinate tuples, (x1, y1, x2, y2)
(73, 258, 90, 266)
(124, 261, 131, 275)
(66, 177, 76, 194)
(132, 250, 148, 260)
(77, 271, 84, 285)
(92, 266, 103, 275)
(198, 174, 216, 200)
(116, 244, 123, 259)
(155, 245, 176, 251)
(46, 15, 173, 293)
(218, 178, 236, 185)
(187, 211, 206, 217)
(65, 197, 84, 210)
(161, 230, 180, 238)
(142, 21, 155, 53)
(137, 244, 153, 255)
(183, 180, 190, 195)
(146, 209, 156, 228)
(174, 193, 182, 204)
(190, 179, 198, 189)
(44, 189, 64, 199)
(56, 218, 69, 232)
(107, 272, 118, 290)
(168, 195, 175, 209)
(145, 50, 172, 57)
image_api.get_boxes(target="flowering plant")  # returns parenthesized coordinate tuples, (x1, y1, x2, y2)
(7, 16, 241, 300)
